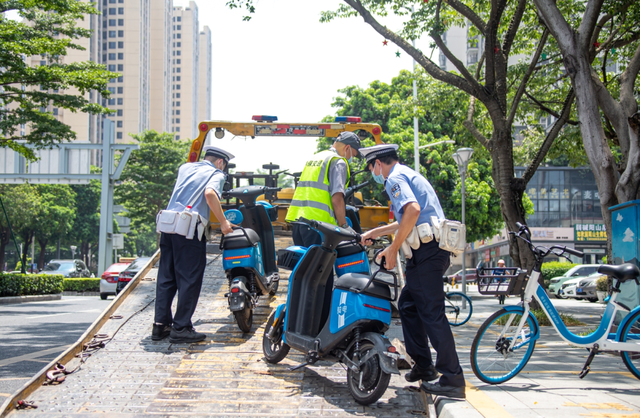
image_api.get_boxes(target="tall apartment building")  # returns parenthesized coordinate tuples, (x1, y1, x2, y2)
(149, 0, 173, 133)
(171, 2, 199, 140)
(198, 26, 212, 122)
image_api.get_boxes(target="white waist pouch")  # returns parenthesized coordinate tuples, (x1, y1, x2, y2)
(400, 227, 421, 259)
(416, 222, 434, 243)
(157, 210, 179, 234)
(431, 216, 466, 255)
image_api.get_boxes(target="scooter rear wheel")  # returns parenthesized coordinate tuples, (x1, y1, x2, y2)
(234, 305, 253, 333)
(346, 340, 391, 405)
(262, 311, 290, 363)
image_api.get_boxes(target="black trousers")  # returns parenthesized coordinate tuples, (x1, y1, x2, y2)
(154, 232, 207, 330)
(292, 223, 322, 247)
(399, 239, 465, 387)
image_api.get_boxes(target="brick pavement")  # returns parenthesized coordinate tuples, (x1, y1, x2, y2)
(9, 252, 427, 417)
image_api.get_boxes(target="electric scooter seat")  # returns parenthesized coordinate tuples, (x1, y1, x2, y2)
(334, 273, 392, 300)
(222, 228, 260, 249)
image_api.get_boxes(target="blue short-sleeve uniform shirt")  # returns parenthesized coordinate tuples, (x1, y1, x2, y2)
(384, 164, 444, 225)
(166, 161, 226, 219)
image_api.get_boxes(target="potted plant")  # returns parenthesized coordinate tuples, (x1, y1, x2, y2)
(596, 276, 608, 303)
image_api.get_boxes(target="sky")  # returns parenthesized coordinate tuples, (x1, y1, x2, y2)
(173, 0, 433, 173)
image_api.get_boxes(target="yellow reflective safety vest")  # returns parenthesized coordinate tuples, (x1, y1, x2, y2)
(285, 150, 350, 225)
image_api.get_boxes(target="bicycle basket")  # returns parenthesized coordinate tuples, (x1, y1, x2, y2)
(477, 267, 528, 296)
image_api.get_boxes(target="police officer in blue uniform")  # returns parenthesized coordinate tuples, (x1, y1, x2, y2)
(153, 146, 234, 344)
(359, 144, 466, 399)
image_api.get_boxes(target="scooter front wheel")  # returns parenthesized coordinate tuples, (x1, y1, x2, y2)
(346, 340, 391, 405)
(262, 311, 289, 363)
(234, 305, 253, 333)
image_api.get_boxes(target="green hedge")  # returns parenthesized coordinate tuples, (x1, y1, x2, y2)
(62, 278, 101, 292)
(540, 262, 577, 289)
(0, 273, 64, 297)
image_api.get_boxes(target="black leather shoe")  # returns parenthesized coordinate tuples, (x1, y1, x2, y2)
(405, 364, 440, 382)
(169, 327, 206, 343)
(420, 382, 466, 399)
(151, 324, 171, 341)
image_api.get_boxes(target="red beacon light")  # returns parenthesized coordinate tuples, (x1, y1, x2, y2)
(252, 115, 278, 122)
(335, 116, 362, 123)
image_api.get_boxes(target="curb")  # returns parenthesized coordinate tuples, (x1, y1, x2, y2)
(0, 293, 62, 305)
(62, 291, 100, 297)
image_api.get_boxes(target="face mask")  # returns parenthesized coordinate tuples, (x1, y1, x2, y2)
(346, 148, 353, 164)
(372, 162, 385, 184)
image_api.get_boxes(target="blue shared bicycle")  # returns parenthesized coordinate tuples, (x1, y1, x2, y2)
(470, 222, 640, 384)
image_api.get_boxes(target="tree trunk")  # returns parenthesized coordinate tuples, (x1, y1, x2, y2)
(20, 231, 34, 272)
(37, 238, 48, 270)
(0, 226, 10, 271)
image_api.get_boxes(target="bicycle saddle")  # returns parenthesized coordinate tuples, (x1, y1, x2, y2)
(597, 263, 640, 283)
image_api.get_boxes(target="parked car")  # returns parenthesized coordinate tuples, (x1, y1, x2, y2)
(562, 273, 601, 302)
(448, 268, 478, 284)
(115, 257, 152, 295)
(41, 259, 92, 278)
(100, 262, 131, 300)
(548, 264, 600, 298)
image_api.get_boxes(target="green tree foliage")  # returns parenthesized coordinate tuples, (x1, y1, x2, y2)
(115, 130, 191, 255)
(318, 71, 505, 242)
(226, 0, 575, 267)
(34, 184, 76, 269)
(1, 184, 41, 271)
(0, 0, 117, 160)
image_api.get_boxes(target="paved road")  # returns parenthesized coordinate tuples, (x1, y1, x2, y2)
(0, 296, 111, 404)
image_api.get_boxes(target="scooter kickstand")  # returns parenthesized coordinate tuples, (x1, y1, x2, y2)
(579, 344, 598, 379)
(288, 361, 311, 371)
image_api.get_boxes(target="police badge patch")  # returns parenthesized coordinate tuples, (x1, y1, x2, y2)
(391, 183, 401, 198)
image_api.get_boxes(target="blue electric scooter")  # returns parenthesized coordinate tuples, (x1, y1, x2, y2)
(220, 185, 281, 332)
(264, 217, 401, 405)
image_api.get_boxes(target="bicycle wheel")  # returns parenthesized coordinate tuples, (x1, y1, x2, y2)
(470, 308, 537, 384)
(620, 309, 640, 380)
(445, 292, 472, 326)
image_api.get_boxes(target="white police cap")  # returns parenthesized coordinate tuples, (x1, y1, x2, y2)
(359, 144, 399, 165)
(203, 145, 235, 162)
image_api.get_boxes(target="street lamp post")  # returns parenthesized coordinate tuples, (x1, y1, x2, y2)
(452, 148, 474, 296)
(70, 245, 77, 259)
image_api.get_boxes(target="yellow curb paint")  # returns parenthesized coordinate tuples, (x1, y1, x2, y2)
(465, 381, 514, 418)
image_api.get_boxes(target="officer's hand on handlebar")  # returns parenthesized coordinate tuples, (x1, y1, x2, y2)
(376, 246, 397, 271)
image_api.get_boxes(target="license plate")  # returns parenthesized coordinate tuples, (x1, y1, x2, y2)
(577, 288, 583, 293)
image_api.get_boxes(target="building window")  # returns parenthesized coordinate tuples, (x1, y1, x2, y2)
(176, 33, 181, 39)
(109, 19, 116, 26)
(118, 19, 124, 26)
(103, 54, 107, 62)
(118, 76, 123, 82)
(117, 64, 123, 71)
(109, 78, 117, 83)
(118, 30, 124, 37)
(176, 118, 180, 123)
(108, 64, 116, 71)
(108, 87, 115, 94)
(176, 84, 180, 90)
(118, 0, 123, 3)
(176, 67, 181, 73)
(176, 93, 180, 98)
(118, 7, 124, 14)
(177, 42, 181, 47)
(108, 53, 116, 60)
(117, 109, 123, 116)
(172, 17, 175, 21)
(176, 76, 181, 81)
(102, 31, 107, 39)
(176, 127, 180, 132)
(109, 41, 116, 48)
(102, 42, 107, 50)
(117, 121, 122, 128)
(118, 41, 124, 48)
(176, 135, 180, 140)
(117, 98, 123, 105)
(109, 0, 116, 3)
(109, 8, 116, 14)
(109, 30, 116, 38)
(177, 16, 181, 21)
(176, 110, 180, 115)
(53, 108, 58, 115)
(108, 98, 115, 105)
(176, 101, 180, 106)
(102, 20, 107, 28)
(118, 53, 123, 59)
(177, 25, 181, 30)
(176, 50, 181, 56)
(40, 60, 46, 66)
(176, 59, 181, 64)
(117, 132, 123, 139)
(117, 87, 123, 94)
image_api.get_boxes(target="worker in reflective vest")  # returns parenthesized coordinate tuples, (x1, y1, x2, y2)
(285, 131, 362, 247)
